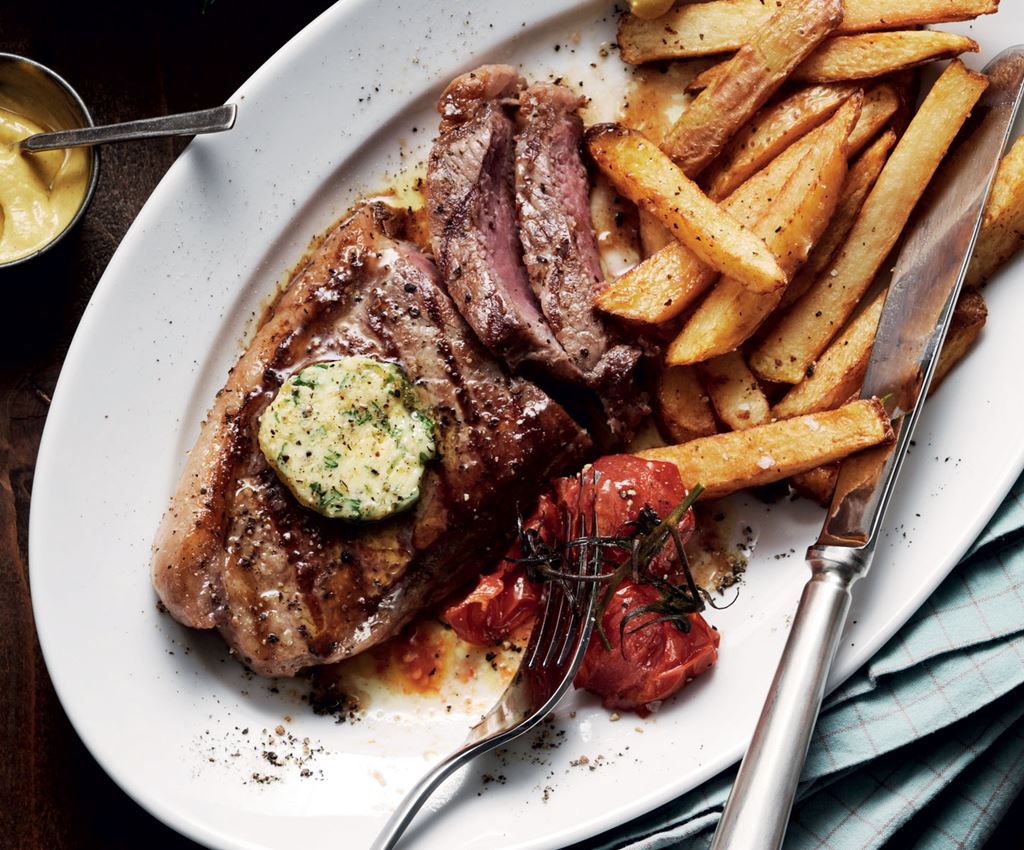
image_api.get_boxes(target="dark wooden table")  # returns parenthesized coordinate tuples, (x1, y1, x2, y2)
(1, 2, 1020, 848)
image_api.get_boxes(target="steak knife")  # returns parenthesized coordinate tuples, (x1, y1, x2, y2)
(710, 47, 1024, 850)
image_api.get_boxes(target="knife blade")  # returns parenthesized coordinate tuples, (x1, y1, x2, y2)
(710, 47, 1024, 850)
(821, 49, 1024, 548)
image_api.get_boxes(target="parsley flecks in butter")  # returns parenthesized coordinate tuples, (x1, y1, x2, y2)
(257, 357, 436, 521)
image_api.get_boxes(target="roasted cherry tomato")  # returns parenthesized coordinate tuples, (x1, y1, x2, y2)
(574, 580, 719, 714)
(442, 494, 559, 644)
(443, 454, 715, 713)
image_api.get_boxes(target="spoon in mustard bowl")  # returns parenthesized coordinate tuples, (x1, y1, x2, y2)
(18, 103, 236, 152)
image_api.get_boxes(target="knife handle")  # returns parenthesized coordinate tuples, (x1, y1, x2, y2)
(709, 547, 867, 850)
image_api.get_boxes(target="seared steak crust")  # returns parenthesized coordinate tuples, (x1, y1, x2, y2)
(427, 65, 576, 378)
(515, 83, 647, 437)
(152, 203, 590, 677)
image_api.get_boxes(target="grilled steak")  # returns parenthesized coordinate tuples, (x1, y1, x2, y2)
(515, 83, 646, 436)
(152, 203, 591, 677)
(428, 68, 646, 440)
(427, 65, 576, 379)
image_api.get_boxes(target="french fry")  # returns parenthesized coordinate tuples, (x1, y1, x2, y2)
(705, 83, 859, 201)
(660, 0, 843, 177)
(794, 32, 980, 83)
(620, 0, 762, 62)
(656, 365, 718, 444)
(932, 289, 988, 390)
(688, 31, 979, 91)
(791, 463, 840, 506)
(723, 83, 899, 222)
(616, 64, 697, 261)
(595, 155, 795, 324)
(966, 137, 1024, 287)
(595, 86, 893, 324)
(790, 289, 987, 504)
(586, 124, 787, 292)
(698, 352, 772, 430)
(833, 0, 998, 32)
(618, 0, 998, 63)
(749, 61, 988, 384)
(772, 290, 885, 419)
(637, 399, 893, 499)
(777, 130, 896, 311)
(596, 241, 719, 323)
(666, 98, 857, 364)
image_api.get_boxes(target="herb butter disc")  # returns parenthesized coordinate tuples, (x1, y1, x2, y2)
(257, 357, 436, 521)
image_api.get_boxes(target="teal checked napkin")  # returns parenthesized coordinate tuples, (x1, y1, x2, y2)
(576, 474, 1024, 850)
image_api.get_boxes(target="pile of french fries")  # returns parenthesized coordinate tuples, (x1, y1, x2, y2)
(588, 0, 1024, 504)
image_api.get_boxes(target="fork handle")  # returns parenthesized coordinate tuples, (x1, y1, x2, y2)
(371, 748, 470, 850)
(709, 546, 867, 850)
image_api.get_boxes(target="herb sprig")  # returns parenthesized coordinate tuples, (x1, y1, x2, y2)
(509, 472, 718, 654)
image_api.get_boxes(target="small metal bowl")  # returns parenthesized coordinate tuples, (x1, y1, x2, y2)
(0, 52, 99, 270)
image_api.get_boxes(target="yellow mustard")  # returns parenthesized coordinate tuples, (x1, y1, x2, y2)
(628, 0, 675, 20)
(0, 106, 89, 263)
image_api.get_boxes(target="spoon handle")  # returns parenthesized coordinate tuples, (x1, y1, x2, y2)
(21, 104, 237, 152)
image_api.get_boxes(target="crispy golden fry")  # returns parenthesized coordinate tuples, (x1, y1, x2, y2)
(724, 83, 898, 224)
(620, 0, 759, 61)
(666, 98, 857, 364)
(794, 32, 980, 83)
(586, 124, 787, 292)
(705, 83, 858, 201)
(655, 365, 718, 444)
(933, 289, 988, 390)
(791, 463, 840, 506)
(777, 130, 895, 312)
(749, 62, 988, 384)
(638, 399, 893, 499)
(596, 169, 782, 324)
(698, 352, 772, 431)
(834, 0, 998, 32)
(660, 0, 842, 177)
(618, 0, 998, 62)
(595, 86, 893, 324)
(790, 289, 986, 504)
(966, 137, 1024, 287)
(596, 242, 719, 323)
(772, 290, 885, 419)
(617, 65, 699, 261)
(689, 31, 979, 91)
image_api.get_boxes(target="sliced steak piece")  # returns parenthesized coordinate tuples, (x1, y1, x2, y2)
(427, 65, 576, 379)
(515, 83, 647, 437)
(152, 203, 591, 677)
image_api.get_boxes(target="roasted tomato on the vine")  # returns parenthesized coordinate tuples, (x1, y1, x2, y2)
(442, 493, 560, 644)
(443, 454, 719, 714)
(575, 580, 719, 714)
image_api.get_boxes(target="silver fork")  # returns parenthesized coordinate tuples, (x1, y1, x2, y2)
(370, 536, 601, 850)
